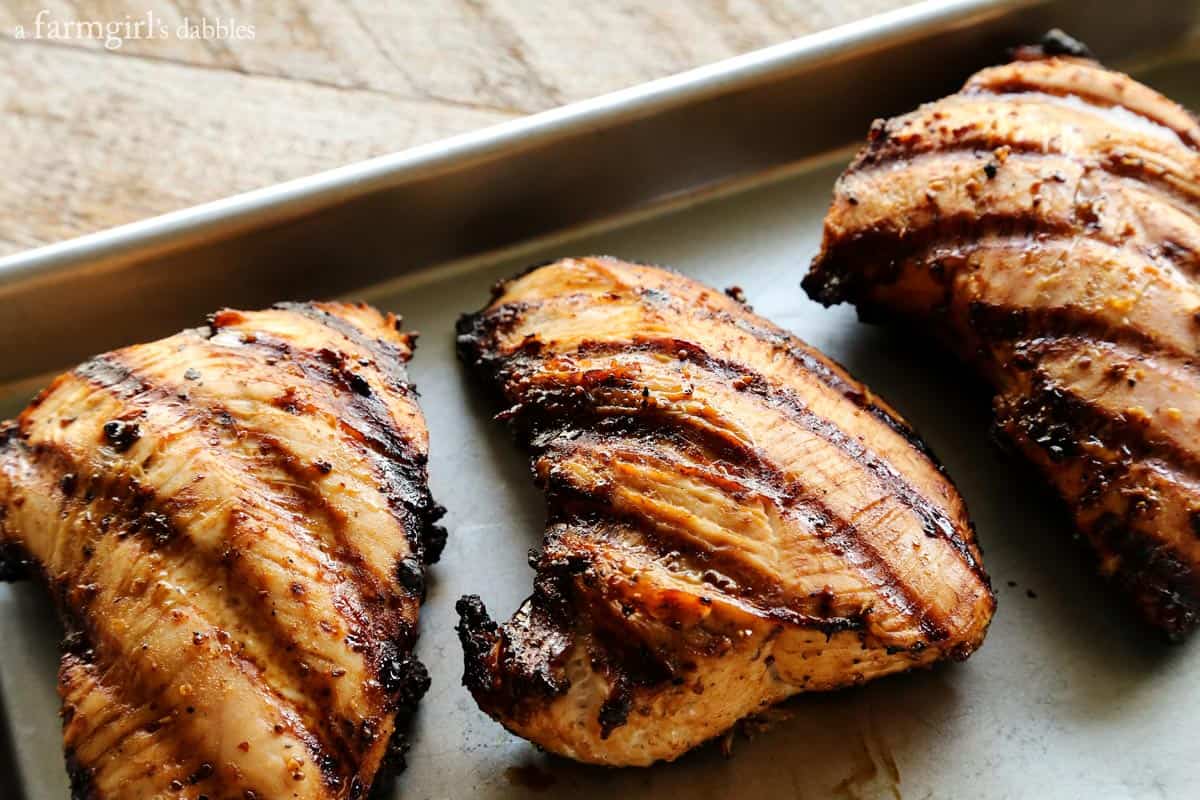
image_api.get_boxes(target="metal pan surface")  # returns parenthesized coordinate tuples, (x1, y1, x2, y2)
(2, 1, 1198, 797)
(0, 0, 1193, 383)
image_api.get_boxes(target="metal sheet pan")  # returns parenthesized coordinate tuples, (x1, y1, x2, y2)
(3, 1, 1199, 797)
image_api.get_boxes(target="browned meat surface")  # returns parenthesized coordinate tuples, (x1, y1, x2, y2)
(455, 257, 993, 766)
(804, 40, 1200, 638)
(0, 302, 445, 799)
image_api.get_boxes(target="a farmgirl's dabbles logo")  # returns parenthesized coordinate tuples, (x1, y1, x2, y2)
(11, 10, 255, 50)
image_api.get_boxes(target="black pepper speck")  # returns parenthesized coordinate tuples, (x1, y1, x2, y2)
(102, 420, 141, 452)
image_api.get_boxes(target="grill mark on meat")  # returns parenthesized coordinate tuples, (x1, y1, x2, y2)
(461, 285, 948, 468)
(851, 123, 1200, 216)
(534, 431, 880, 635)
(1025, 337, 1200, 423)
(952, 230, 1200, 296)
(963, 61, 1200, 150)
(808, 223, 1200, 326)
(457, 258, 992, 764)
(829, 147, 1200, 269)
(209, 311, 445, 568)
(89, 342, 438, 780)
(17, 430, 362, 782)
(970, 81, 1200, 149)
(267, 303, 448, 566)
(864, 237, 1200, 377)
(78, 352, 393, 632)
(536, 405, 947, 644)
(1086, 509, 1200, 636)
(1004, 352, 1200, 486)
(906, 239, 1200, 366)
(805, 53, 1200, 637)
(105, 350, 382, 560)
(218, 320, 445, 571)
(468, 325, 968, 646)
(995, 393, 1200, 636)
(202, 329, 440, 722)
(1, 303, 437, 795)
(966, 301, 1198, 374)
(273, 302, 414, 393)
(804, 212, 1078, 307)
(690, 306, 950, 470)
(0, 517, 227, 796)
(884, 231, 1200, 347)
(518, 335, 983, 583)
(59, 656, 202, 799)
(105, 339, 401, 602)
(94, 347, 425, 728)
(462, 287, 957, 512)
(551, 451, 932, 643)
(28, 494, 345, 793)
(71, 347, 423, 783)
(60, 633, 334, 797)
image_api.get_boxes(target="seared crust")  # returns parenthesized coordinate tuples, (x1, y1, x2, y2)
(456, 257, 994, 766)
(804, 49, 1200, 638)
(0, 302, 444, 799)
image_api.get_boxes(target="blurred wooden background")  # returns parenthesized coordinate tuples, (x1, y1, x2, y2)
(0, 1, 913, 256)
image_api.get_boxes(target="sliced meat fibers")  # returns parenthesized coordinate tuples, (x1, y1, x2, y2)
(455, 256, 993, 766)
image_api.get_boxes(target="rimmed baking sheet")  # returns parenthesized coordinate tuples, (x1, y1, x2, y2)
(3, 5, 1199, 798)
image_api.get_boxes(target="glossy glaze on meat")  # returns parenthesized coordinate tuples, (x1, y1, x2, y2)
(455, 257, 993, 766)
(804, 40, 1200, 638)
(0, 302, 445, 799)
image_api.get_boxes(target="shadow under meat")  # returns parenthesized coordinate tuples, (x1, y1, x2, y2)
(481, 664, 965, 800)
(834, 322, 1188, 692)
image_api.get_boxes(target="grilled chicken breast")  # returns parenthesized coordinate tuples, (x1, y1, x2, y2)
(455, 256, 993, 766)
(0, 302, 445, 799)
(804, 37, 1200, 638)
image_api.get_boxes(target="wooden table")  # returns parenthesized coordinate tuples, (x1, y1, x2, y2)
(0, 1, 912, 257)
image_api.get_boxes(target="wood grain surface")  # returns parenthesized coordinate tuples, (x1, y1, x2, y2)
(0, 1, 913, 256)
